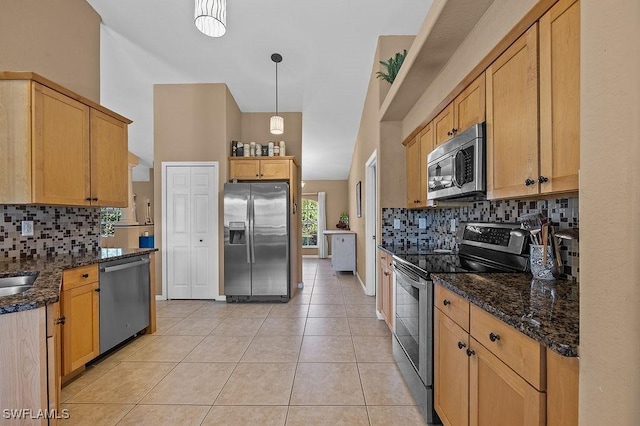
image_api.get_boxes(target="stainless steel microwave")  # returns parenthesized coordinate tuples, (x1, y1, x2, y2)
(427, 122, 486, 201)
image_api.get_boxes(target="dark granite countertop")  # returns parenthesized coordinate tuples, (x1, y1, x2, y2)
(377, 244, 453, 257)
(432, 273, 579, 357)
(0, 248, 158, 315)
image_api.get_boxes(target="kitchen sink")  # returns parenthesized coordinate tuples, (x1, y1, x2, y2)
(0, 274, 39, 297)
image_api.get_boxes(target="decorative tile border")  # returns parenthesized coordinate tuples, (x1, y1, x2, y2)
(1, 205, 100, 260)
(382, 197, 579, 281)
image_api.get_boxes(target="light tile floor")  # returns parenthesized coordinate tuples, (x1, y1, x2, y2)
(61, 258, 426, 426)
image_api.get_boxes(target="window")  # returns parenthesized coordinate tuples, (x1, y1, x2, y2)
(100, 208, 121, 236)
(301, 197, 318, 247)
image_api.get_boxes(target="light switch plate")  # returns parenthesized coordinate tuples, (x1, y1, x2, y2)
(21, 221, 34, 236)
(393, 219, 401, 229)
(450, 218, 456, 233)
(419, 218, 427, 229)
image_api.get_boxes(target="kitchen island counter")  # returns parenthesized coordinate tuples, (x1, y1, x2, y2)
(0, 248, 158, 315)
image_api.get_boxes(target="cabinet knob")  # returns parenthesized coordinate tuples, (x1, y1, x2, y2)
(199, 239, 203, 242)
(95, 288, 101, 292)
(457, 341, 467, 350)
(489, 332, 501, 342)
(452, 128, 458, 134)
(443, 299, 451, 306)
(384, 271, 389, 276)
(82, 273, 89, 278)
(256, 174, 259, 177)
(524, 179, 535, 186)
(92, 197, 98, 201)
(447, 131, 453, 136)
(466, 348, 476, 357)
(85, 197, 92, 201)
(54, 316, 66, 325)
(538, 176, 549, 184)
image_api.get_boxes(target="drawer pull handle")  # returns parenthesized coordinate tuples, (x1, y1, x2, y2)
(82, 273, 89, 278)
(466, 348, 476, 357)
(489, 332, 501, 342)
(443, 299, 451, 306)
(457, 341, 466, 350)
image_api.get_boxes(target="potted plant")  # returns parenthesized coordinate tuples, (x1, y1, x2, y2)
(376, 49, 408, 84)
(337, 212, 349, 229)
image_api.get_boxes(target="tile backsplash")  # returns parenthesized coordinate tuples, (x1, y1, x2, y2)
(1, 205, 100, 260)
(382, 197, 579, 281)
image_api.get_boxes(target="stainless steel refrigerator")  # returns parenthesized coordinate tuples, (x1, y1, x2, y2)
(223, 182, 290, 301)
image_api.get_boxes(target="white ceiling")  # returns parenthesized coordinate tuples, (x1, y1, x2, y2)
(86, 0, 432, 180)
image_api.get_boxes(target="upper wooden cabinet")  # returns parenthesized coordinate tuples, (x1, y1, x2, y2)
(405, 123, 434, 209)
(0, 74, 130, 207)
(539, 0, 580, 194)
(229, 157, 298, 181)
(486, 25, 540, 200)
(434, 73, 486, 147)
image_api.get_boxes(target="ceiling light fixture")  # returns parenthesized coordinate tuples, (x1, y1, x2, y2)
(194, 0, 227, 38)
(270, 53, 284, 135)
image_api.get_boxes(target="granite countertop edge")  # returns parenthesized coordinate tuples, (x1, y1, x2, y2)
(0, 248, 158, 315)
(432, 273, 578, 358)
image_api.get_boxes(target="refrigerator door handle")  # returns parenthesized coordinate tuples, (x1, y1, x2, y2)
(246, 195, 251, 264)
(250, 195, 256, 263)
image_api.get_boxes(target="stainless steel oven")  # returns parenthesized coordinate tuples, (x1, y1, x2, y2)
(392, 257, 438, 424)
(427, 123, 485, 201)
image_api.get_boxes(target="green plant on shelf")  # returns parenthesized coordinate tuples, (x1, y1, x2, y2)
(376, 49, 408, 84)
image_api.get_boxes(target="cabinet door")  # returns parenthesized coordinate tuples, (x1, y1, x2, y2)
(419, 123, 434, 206)
(260, 159, 291, 179)
(405, 136, 421, 207)
(229, 159, 261, 180)
(486, 25, 539, 200)
(47, 302, 61, 422)
(90, 109, 128, 207)
(434, 103, 455, 147)
(539, 0, 580, 194)
(434, 308, 470, 426)
(61, 281, 100, 376)
(469, 338, 545, 426)
(455, 73, 486, 134)
(546, 349, 579, 426)
(32, 83, 91, 205)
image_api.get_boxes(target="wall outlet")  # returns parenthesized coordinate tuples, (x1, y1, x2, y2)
(393, 219, 401, 229)
(21, 220, 34, 236)
(419, 218, 427, 229)
(450, 218, 456, 233)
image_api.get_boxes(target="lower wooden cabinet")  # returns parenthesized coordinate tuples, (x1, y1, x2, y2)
(61, 265, 100, 377)
(378, 249, 393, 330)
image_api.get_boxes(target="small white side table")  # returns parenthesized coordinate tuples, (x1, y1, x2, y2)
(323, 230, 356, 274)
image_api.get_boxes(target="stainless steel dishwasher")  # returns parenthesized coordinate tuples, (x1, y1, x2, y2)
(99, 255, 150, 354)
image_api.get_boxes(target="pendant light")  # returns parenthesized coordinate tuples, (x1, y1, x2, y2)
(194, 0, 227, 38)
(270, 53, 284, 135)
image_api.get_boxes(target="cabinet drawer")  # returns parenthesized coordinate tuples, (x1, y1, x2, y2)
(470, 304, 545, 390)
(62, 264, 98, 291)
(434, 284, 470, 332)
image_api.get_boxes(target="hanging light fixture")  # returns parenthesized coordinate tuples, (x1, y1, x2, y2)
(270, 53, 284, 135)
(194, 0, 227, 38)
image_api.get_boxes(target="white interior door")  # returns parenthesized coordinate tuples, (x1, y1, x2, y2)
(365, 151, 377, 297)
(164, 163, 218, 299)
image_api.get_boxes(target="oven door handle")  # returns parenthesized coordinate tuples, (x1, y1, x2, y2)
(392, 264, 427, 291)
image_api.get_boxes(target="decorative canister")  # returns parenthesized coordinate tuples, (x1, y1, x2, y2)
(529, 245, 557, 280)
(250, 141, 256, 156)
(236, 143, 244, 157)
(268, 141, 275, 156)
(261, 145, 269, 156)
(231, 141, 237, 156)
(243, 143, 250, 157)
(279, 140, 286, 156)
(273, 145, 280, 156)
(255, 143, 262, 157)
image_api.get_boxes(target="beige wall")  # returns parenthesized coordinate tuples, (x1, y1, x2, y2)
(0, 0, 101, 102)
(153, 83, 232, 295)
(348, 35, 414, 286)
(581, 0, 640, 424)
(300, 180, 349, 256)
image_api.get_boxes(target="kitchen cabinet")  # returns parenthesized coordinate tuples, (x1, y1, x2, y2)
(433, 73, 486, 147)
(546, 348, 579, 426)
(0, 73, 130, 207)
(487, 1, 580, 200)
(434, 283, 546, 426)
(47, 302, 62, 425)
(405, 123, 434, 209)
(0, 305, 61, 425)
(228, 157, 298, 181)
(486, 25, 539, 200)
(378, 249, 393, 330)
(60, 264, 100, 377)
(539, 0, 580, 194)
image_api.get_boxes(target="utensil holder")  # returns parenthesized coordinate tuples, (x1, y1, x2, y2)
(529, 245, 557, 280)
